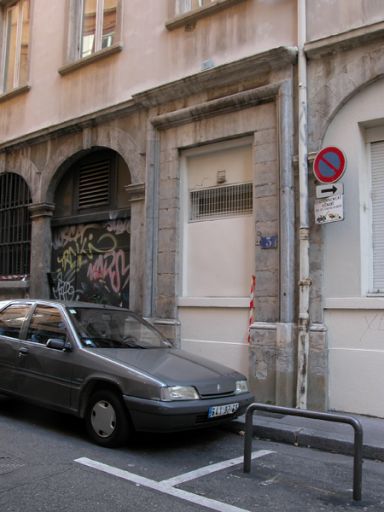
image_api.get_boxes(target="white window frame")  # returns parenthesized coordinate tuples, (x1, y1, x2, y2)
(180, 137, 254, 299)
(0, 0, 30, 94)
(80, 0, 110, 58)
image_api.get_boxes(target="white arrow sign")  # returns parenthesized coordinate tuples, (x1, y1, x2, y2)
(316, 182, 344, 199)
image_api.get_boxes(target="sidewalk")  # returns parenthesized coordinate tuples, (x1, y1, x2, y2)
(230, 409, 384, 462)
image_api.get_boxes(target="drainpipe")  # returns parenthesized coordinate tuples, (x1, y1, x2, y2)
(296, 0, 311, 409)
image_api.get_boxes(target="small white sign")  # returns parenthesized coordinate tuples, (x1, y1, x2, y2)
(315, 194, 344, 224)
(316, 182, 344, 199)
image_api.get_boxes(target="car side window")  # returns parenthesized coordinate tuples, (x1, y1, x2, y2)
(0, 305, 31, 339)
(26, 306, 67, 345)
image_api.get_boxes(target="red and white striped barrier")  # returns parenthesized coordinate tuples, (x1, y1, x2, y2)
(248, 274, 256, 343)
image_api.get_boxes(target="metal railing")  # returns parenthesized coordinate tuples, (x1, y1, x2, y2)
(243, 403, 363, 501)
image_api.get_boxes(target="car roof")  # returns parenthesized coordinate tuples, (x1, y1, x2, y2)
(0, 299, 126, 311)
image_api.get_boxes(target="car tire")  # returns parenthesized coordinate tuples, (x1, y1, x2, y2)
(85, 390, 130, 448)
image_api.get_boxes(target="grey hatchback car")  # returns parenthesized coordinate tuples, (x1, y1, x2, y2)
(0, 299, 253, 447)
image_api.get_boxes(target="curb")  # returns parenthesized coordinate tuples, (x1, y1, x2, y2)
(227, 416, 384, 462)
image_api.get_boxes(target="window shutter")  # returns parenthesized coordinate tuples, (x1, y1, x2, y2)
(371, 140, 384, 291)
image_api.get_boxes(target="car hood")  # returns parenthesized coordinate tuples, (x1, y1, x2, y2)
(92, 347, 243, 396)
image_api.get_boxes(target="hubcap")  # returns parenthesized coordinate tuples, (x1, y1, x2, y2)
(90, 400, 116, 438)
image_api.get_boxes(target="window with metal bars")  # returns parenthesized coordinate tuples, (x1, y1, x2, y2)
(189, 182, 253, 221)
(0, 172, 31, 277)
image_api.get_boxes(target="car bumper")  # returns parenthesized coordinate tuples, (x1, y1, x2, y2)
(122, 392, 254, 432)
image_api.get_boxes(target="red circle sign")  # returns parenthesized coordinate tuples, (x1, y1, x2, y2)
(313, 146, 346, 183)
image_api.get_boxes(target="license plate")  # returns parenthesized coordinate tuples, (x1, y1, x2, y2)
(208, 403, 239, 418)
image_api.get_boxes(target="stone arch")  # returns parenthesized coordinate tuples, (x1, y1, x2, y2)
(45, 124, 144, 202)
(49, 146, 132, 307)
(0, 152, 41, 204)
(308, 43, 384, 151)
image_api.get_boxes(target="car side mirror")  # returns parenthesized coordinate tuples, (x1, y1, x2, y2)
(46, 338, 71, 352)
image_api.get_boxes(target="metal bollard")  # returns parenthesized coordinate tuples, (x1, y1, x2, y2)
(243, 403, 363, 501)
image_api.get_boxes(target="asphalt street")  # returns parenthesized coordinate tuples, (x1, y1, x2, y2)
(1, 396, 384, 511)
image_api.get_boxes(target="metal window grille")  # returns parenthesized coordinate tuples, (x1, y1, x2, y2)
(0, 172, 31, 277)
(190, 182, 253, 221)
(78, 159, 111, 210)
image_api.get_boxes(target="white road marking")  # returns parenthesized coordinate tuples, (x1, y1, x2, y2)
(161, 450, 274, 487)
(75, 449, 274, 512)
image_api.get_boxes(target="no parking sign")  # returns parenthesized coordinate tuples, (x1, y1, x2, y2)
(313, 146, 346, 183)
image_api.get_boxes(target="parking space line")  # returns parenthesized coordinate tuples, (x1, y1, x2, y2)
(75, 450, 273, 512)
(161, 450, 274, 487)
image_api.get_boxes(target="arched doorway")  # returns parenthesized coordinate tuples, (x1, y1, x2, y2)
(50, 149, 131, 307)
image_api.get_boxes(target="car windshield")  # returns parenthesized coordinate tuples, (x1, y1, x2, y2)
(67, 307, 171, 349)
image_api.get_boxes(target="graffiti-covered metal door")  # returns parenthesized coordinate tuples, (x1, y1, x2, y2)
(51, 219, 130, 307)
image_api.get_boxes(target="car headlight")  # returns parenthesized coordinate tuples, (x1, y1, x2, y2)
(160, 386, 199, 401)
(235, 380, 249, 394)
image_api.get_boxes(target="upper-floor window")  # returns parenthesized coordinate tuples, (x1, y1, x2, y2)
(80, 0, 118, 58)
(167, 0, 246, 30)
(0, 0, 30, 94)
(175, 0, 215, 15)
(60, 0, 122, 73)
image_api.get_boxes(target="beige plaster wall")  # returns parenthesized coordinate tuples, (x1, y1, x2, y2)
(307, 0, 384, 41)
(0, 0, 296, 144)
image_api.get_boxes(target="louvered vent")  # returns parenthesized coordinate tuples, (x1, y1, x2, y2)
(78, 160, 110, 210)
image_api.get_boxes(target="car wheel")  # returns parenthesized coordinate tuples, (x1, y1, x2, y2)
(85, 390, 129, 447)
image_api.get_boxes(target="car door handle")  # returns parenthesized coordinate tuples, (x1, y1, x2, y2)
(18, 347, 29, 357)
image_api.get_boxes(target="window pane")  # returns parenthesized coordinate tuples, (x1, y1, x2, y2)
(176, 0, 192, 15)
(0, 305, 30, 339)
(102, 0, 117, 49)
(19, 0, 30, 85)
(26, 306, 67, 344)
(81, 0, 97, 58)
(4, 5, 18, 92)
(176, 0, 215, 14)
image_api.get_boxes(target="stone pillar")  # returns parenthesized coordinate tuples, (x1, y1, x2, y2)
(28, 202, 55, 298)
(125, 183, 145, 313)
